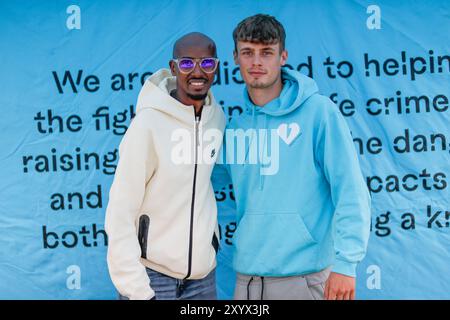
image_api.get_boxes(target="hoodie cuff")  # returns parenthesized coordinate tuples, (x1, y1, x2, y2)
(332, 259, 357, 277)
(129, 288, 155, 300)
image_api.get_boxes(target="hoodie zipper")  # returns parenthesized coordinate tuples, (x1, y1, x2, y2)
(184, 111, 201, 281)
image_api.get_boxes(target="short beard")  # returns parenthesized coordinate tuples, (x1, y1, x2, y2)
(249, 82, 271, 89)
(187, 93, 208, 101)
(248, 77, 278, 89)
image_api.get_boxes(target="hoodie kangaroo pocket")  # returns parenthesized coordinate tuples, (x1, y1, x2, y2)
(138, 215, 150, 259)
(233, 211, 317, 273)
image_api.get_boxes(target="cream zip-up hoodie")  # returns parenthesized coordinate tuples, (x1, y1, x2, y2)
(105, 69, 226, 300)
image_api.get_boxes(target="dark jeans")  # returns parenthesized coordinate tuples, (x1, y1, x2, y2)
(119, 267, 217, 300)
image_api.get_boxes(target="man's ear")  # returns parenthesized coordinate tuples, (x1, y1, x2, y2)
(280, 50, 288, 66)
(233, 50, 239, 65)
(169, 60, 176, 76)
(215, 61, 221, 77)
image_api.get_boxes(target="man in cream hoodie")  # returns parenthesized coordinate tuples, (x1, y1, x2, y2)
(105, 32, 226, 300)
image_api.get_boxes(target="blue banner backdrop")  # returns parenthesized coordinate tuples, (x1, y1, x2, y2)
(0, 0, 449, 299)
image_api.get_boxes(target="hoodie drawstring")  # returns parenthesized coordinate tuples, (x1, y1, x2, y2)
(246, 276, 265, 300)
(260, 276, 265, 300)
(246, 276, 254, 300)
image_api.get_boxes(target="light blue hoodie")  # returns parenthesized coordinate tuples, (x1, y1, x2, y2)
(224, 68, 371, 277)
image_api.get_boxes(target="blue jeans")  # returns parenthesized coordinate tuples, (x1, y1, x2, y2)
(118, 267, 217, 300)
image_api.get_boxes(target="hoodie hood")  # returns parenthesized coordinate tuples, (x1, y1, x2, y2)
(244, 68, 319, 116)
(136, 68, 217, 125)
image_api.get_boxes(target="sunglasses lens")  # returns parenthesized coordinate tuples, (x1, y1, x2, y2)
(200, 58, 217, 72)
(178, 59, 194, 72)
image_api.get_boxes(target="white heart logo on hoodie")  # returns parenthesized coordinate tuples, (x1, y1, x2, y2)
(277, 123, 300, 145)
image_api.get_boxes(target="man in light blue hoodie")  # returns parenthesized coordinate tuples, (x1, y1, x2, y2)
(224, 14, 371, 300)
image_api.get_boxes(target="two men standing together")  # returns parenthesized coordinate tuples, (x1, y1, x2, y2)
(105, 14, 371, 300)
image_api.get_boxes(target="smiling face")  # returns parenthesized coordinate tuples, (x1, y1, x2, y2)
(234, 41, 287, 90)
(169, 34, 217, 105)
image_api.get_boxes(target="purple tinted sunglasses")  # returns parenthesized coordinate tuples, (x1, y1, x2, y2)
(172, 57, 219, 74)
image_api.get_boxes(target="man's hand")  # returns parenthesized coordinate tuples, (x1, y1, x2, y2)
(324, 272, 355, 300)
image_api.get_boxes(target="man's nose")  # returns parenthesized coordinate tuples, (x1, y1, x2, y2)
(252, 54, 262, 66)
(191, 61, 205, 77)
